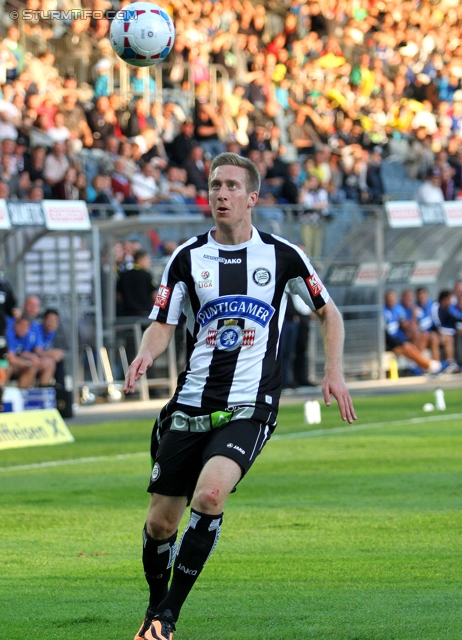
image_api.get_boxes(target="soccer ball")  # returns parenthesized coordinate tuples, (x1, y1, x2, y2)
(110, 2, 175, 67)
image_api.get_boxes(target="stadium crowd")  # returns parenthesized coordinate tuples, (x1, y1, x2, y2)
(2, 0, 462, 216)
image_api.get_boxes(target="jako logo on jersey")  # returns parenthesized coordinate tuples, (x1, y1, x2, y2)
(197, 295, 275, 328)
(306, 271, 323, 296)
(203, 254, 242, 264)
(155, 285, 171, 308)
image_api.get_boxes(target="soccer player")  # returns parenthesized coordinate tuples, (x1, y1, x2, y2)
(124, 153, 357, 640)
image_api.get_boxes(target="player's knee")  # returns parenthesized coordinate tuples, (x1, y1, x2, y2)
(146, 511, 178, 540)
(192, 486, 224, 514)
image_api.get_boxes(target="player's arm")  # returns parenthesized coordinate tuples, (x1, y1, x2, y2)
(315, 299, 357, 424)
(124, 321, 176, 394)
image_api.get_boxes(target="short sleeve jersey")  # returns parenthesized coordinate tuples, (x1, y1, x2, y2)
(149, 227, 329, 414)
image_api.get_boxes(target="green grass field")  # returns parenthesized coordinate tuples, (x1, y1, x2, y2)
(1, 389, 462, 640)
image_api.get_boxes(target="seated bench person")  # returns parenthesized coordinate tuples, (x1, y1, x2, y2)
(383, 289, 449, 375)
(34, 308, 66, 388)
(6, 316, 55, 388)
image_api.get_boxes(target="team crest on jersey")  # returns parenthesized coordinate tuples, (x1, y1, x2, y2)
(206, 319, 255, 350)
(155, 285, 171, 308)
(306, 271, 323, 296)
(195, 268, 214, 289)
(252, 268, 271, 286)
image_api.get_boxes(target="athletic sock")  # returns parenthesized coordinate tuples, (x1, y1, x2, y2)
(156, 508, 223, 622)
(428, 359, 442, 374)
(142, 525, 178, 612)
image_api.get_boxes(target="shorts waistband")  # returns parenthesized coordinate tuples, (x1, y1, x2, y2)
(168, 406, 256, 433)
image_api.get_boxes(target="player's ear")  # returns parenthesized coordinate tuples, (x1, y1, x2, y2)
(248, 191, 259, 208)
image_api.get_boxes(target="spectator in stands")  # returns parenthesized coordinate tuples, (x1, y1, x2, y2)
(86, 96, 116, 148)
(280, 161, 302, 206)
(130, 162, 162, 209)
(415, 167, 445, 203)
(43, 142, 70, 187)
(90, 174, 125, 219)
(111, 157, 138, 211)
(47, 112, 71, 144)
(3, 27, 25, 79)
(169, 118, 197, 168)
(124, 98, 149, 139)
(57, 91, 93, 149)
(56, 17, 93, 85)
(159, 165, 197, 208)
(194, 102, 226, 158)
(366, 147, 385, 204)
(182, 145, 209, 192)
(52, 166, 79, 200)
(288, 109, 317, 158)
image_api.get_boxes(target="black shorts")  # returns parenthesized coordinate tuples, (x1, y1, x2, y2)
(147, 417, 273, 500)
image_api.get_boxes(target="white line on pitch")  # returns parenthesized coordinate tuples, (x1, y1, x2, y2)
(271, 412, 462, 440)
(0, 451, 148, 473)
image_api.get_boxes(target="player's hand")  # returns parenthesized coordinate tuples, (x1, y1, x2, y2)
(322, 369, 357, 424)
(124, 352, 153, 394)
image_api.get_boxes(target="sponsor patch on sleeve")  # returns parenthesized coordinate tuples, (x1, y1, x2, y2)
(306, 271, 323, 297)
(155, 285, 171, 309)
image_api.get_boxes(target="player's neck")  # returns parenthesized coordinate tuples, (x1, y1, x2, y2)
(212, 223, 253, 246)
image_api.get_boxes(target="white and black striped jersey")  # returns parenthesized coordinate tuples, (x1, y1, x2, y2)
(150, 226, 330, 416)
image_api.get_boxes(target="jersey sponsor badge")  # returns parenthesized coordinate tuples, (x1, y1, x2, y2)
(155, 285, 171, 308)
(306, 271, 323, 296)
(252, 268, 271, 286)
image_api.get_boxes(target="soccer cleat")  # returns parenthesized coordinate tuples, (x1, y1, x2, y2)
(134, 618, 152, 640)
(145, 617, 175, 640)
(134, 607, 159, 640)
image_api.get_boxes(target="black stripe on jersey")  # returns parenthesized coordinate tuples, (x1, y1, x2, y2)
(259, 230, 327, 309)
(200, 248, 248, 407)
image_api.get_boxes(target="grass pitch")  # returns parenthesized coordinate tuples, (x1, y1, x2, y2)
(1, 389, 461, 639)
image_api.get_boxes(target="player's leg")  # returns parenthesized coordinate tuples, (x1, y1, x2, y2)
(153, 455, 241, 627)
(154, 418, 273, 631)
(136, 493, 187, 640)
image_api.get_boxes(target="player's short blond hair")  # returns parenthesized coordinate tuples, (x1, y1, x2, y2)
(209, 152, 261, 195)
